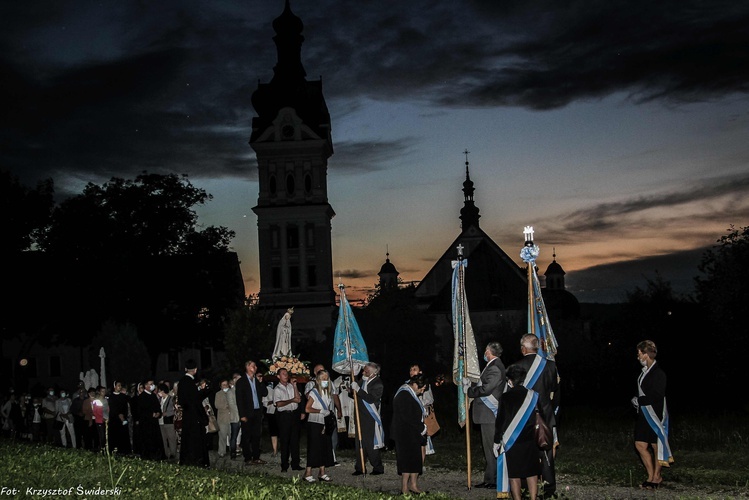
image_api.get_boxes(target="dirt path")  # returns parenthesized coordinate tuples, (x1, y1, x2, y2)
(211, 450, 744, 499)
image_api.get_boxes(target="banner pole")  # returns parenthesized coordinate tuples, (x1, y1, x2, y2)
(460, 257, 472, 490)
(342, 285, 367, 475)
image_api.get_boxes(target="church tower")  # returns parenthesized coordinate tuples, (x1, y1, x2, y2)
(250, 1, 335, 339)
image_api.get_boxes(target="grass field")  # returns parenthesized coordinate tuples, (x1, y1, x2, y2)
(0, 406, 746, 499)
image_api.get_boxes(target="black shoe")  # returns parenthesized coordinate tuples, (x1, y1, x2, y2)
(371, 469, 384, 475)
(352, 471, 365, 476)
(281, 468, 288, 472)
(230, 453, 237, 459)
(244, 458, 252, 463)
(475, 482, 496, 489)
(291, 466, 304, 471)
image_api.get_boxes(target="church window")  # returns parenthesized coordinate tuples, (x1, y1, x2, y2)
(287, 225, 299, 249)
(272, 267, 282, 288)
(282, 125, 294, 139)
(270, 225, 280, 249)
(269, 175, 277, 196)
(286, 174, 295, 195)
(304, 173, 312, 194)
(305, 224, 315, 248)
(308, 265, 317, 287)
(289, 266, 300, 288)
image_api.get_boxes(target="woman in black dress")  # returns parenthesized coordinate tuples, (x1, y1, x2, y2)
(632, 340, 670, 489)
(303, 370, 335, 482)
(495, 364, 540, 500)
(392, 374, 429, 495)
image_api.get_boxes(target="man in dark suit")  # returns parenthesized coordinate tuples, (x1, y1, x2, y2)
(235, 360, 268, 465)
(464, 341, 506, 489)
(350, 362, 385, 475)
(516, 334, 560, 497)
(177, 359, 208, 467)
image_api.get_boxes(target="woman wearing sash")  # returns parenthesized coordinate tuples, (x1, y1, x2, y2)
(303, 370, 335, 483)
(494, 365, 540, 500)
(392, 374, 429, 495)
(632, 340, 671, 490)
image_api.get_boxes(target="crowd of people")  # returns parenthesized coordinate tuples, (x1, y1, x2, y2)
(1, 337, 669, 498)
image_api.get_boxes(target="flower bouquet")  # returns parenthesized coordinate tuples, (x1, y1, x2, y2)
(261, 353, 311, 382)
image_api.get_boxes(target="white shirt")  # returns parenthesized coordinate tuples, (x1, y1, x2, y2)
(306, 389, 332, 425)
(273, 383, 298, 412)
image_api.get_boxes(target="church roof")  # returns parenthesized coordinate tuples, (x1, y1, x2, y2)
(415, 225, 528, 312)
(378, 257, 399, 276)
(544, 259, 565, 276)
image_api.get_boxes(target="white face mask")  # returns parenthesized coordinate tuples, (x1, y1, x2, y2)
(149, 385, 156, 392)
(60, 393, 66, 398)
(639, 358, 647, 367)
(361, 375, 369, 381)
(223, 388, 230, 392)
(321, 381, 329, 388)
(49, 391, 55, 396)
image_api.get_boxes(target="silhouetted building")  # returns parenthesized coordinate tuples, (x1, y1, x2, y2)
(378, 252, 400, 290)
(250, 1, 336, 343)
(415, 159, 529, 358)
(541, 250, 580, 320)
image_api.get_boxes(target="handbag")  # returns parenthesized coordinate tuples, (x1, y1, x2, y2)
(424, 406, 440, 436)
(323, 414, 337, 435)
(534, 409, 553, 450)
(206, 414, 218, 433)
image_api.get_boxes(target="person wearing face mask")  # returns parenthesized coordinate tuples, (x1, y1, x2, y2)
(463, 341, 507, 489)
(305, 364, 343, 465)
(303, 369, 335, 483)
(214, 379, 235, 459)
(392, 374, 430, 495)
(137, 380, 163, 460)
(632, 340, 672, 490)
(54, 389, 76, 448)
(91, 386, 110, 452)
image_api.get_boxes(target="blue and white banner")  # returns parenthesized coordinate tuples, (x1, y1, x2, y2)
(451, 258, 481, 427)
(332, 284, 369, 375)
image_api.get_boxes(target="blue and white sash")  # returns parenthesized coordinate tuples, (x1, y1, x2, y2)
(360, 380, 384, 450)
(480, 394, 499, 417)
(399, 383, 435, 455)
(523, 354, 547, 389)
(309, 389, 330, 412)
(638, 377, 673, 466)
(496, 390, 538, 498)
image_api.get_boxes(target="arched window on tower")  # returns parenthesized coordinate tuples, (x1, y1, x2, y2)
(304, 173, 312, 195)
(286, 174, 295, 196)
(287, 225, 299, 249)
(269, 175, 277, 196)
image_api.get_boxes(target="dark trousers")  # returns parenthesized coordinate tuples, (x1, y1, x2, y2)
(354, 420, 383, 473)
(240, 408, 263, 461)
(230, 422, 241, 455)
(276, 411, 300, 470)
(73, 415, 85, 448)
(540, 449, 556, 495)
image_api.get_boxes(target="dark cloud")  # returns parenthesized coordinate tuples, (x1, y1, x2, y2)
(329, 138, 414, 174)
(559, 173, 749, 233)
(566, 246, 707, 303)
(335, 269, 375, 279)
(2, 0, 747, 190)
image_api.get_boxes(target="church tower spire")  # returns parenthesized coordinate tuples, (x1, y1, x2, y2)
(459, 149, 481, 230)
(250, 2, 335, 338)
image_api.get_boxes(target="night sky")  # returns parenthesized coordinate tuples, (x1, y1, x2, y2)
(2, 1, 748, 302)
